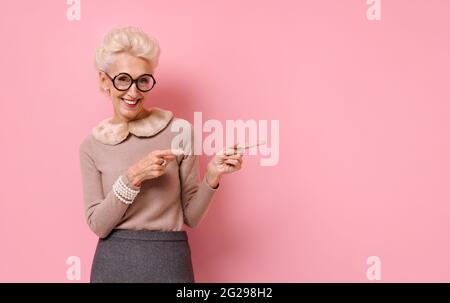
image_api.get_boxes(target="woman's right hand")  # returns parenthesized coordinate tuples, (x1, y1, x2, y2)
(126, 149, 179, 187)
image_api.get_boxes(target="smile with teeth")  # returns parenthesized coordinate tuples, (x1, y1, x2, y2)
(121, 98, 141, 105)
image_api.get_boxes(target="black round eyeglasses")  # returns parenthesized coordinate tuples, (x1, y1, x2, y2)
(101, 71, 156, 92)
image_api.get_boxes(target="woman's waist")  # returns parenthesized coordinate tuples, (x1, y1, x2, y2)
(104, 228, 188, 241)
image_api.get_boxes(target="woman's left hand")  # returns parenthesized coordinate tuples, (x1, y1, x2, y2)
(206, 144, 244, 188)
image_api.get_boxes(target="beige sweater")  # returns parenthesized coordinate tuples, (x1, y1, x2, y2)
(78, 107, 219, 238)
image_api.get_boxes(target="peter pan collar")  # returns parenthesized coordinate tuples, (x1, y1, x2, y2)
(92, 107, 174, 145)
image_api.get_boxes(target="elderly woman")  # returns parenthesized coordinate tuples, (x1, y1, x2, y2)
(79, 26, 243, 283)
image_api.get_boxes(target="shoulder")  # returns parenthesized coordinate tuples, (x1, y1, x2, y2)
(167, 117, 194, 132)
(166, 117, 197, 156)
(166, 117, 196, 144)
(79, 133, 96, 156)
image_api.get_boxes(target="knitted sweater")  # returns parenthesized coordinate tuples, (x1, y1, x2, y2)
(78, 107, 219, 238)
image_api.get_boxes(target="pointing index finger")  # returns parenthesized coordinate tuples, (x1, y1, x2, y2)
(222, 140, 266, 155)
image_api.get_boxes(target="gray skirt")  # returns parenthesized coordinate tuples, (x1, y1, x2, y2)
(90, 229, 195, 283)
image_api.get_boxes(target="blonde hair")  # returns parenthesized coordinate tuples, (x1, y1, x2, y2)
(95, 26, 161, 72)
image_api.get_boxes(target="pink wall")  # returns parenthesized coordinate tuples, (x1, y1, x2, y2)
(1, 0, 450, 282)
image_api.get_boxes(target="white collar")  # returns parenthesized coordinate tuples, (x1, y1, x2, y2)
(92, 107, 174, 145)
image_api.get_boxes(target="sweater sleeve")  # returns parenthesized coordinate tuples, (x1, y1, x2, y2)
(178, 124, 219, 228)
(79, 139, 139, 238)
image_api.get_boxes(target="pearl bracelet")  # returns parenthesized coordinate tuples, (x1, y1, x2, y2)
(112, 175, 140, 205)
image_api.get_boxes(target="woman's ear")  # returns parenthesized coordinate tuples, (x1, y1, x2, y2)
(98, 71, 110, 94)
(98, 71, 105, 85)
(100, 87, 110, 94)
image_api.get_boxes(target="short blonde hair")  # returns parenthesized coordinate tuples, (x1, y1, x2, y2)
(95, 26, 161, 72)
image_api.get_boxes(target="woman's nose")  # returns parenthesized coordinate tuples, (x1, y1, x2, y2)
(128, 82, 139, 95)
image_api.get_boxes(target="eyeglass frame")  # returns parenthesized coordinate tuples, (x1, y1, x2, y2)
(101, 70, 156, 92)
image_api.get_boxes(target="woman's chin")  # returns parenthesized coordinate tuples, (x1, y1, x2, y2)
(121, 105, 144, 118)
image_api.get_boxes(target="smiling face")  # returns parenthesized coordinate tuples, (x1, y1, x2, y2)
(99, 52, 155, 124)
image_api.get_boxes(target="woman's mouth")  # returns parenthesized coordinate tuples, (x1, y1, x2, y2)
(121, 98, 141, 108)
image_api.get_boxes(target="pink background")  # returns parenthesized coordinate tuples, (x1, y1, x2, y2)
(1, 0, 450, 282)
